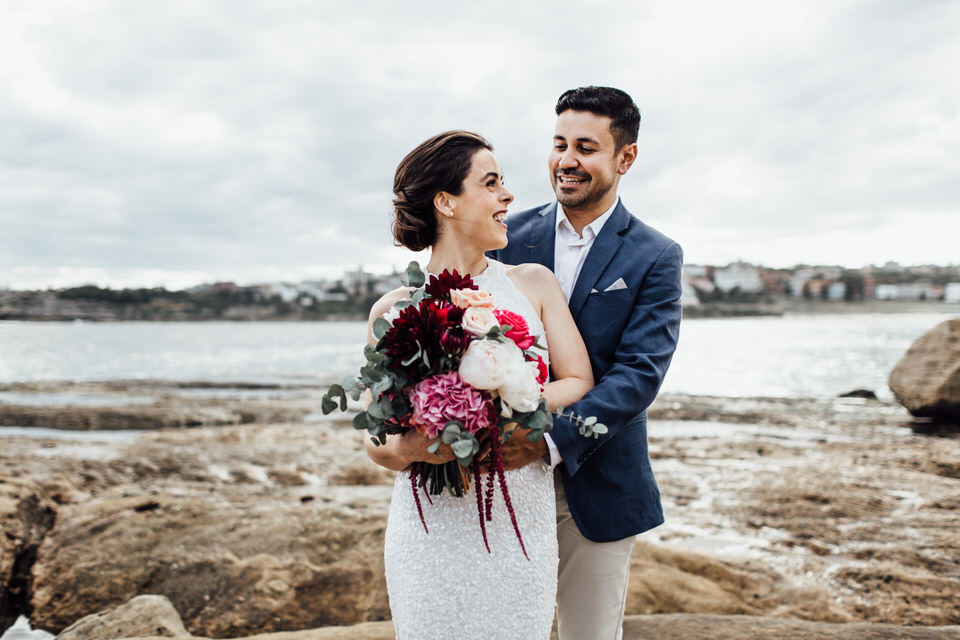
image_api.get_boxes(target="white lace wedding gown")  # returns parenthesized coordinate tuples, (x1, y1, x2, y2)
(383, 259, 558, 640)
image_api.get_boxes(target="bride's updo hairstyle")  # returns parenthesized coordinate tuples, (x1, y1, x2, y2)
(392, 130, 493, 251)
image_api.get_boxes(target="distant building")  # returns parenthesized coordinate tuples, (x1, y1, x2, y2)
(945, 283, 960, 303)
(267, 283, 300, 303)
(876, 282, 936, 300)
(826, 282, 847, 301)
(713, 262, 763, 294)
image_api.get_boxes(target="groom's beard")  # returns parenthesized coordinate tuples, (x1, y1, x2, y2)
(552, 169, 615, 212)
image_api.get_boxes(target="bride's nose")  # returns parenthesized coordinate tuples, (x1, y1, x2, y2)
(501, 186, 514, 203)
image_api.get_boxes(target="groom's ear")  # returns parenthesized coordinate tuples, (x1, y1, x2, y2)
(617, 143, 638, 175)
(434, 192, 455, 218)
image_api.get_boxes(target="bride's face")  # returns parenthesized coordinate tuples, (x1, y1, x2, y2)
(441, 149, 514, 251)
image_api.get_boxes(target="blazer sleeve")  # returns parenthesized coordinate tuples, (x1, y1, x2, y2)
(550, 241, 683, 476)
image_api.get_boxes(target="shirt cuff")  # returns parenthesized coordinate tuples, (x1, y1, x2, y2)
(543, 433, 562, 469)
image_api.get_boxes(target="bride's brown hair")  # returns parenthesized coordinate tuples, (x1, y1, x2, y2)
(392, 130, 493, 251)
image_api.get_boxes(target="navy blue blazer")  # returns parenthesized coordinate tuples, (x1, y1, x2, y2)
(492, 200, 682, 542)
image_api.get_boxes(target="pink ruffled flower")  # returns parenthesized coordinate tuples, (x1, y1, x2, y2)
(408, 371, 493, 438)
(494, 309, 536, 350)
(451, 288, 496, 310)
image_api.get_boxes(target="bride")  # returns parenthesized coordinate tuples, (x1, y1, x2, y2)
(364, 130, 594, 639)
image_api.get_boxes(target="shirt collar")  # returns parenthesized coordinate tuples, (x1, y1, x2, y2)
(555, 196, 620, 240)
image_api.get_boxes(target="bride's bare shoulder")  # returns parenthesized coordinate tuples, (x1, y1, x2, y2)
(504, 263, 559, 288)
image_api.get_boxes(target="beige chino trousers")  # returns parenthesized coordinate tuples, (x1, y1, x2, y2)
(555, 473, 637, 640)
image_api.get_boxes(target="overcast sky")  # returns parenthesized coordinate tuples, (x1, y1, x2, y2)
(2, 0, 958, 290)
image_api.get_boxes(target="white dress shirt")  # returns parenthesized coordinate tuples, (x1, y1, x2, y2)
(544, 197, 619, 468)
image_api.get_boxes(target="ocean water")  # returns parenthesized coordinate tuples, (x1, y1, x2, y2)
(0, 313, 954, 398)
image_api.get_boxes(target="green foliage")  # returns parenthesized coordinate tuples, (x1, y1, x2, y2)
(555, 405, 608, 439)
(402, 261, 426, 288)
(441, 422, 481, 467)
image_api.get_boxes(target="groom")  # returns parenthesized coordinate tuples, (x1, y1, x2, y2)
(492, 86, 683, 639)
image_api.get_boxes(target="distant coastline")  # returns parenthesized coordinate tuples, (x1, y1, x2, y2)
(683, 298, 960, 318)
(0, 292, 956, 322)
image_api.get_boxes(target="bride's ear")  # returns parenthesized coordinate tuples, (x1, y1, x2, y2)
(434, 192, 455, 219)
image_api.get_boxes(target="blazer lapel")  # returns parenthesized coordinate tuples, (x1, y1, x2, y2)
(568, 202, 629, 320)
(524, 204, 556, 270)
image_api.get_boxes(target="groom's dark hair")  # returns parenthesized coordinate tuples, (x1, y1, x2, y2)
(555, 86, 640, 152)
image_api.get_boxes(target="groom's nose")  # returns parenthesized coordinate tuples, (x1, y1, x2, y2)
(558, 148, 579, 169)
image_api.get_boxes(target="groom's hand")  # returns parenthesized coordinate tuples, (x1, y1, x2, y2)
(492, 427, 549, 471)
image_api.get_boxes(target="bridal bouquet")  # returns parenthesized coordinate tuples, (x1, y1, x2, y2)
(322, 262, 605, 555)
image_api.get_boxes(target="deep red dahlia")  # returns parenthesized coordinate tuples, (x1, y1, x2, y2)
(381, 299, 465, 376)
(425, 269, 476, 301)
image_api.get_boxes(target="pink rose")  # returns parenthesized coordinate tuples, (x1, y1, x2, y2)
(408, 371, 492, 437)
(451, 288, 496, 310)
(494, 309, 536, 350)
(461, 306, 499, 337)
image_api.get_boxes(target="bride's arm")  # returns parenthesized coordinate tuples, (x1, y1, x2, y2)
(361, 289, 455, 472)
(497, 264, 594, 469)
(531, 270, 594, 409)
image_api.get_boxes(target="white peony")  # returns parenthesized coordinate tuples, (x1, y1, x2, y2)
(458, 339, 518, 390)
(497, 362, 542, 416)
(459, 338, 542, 417)
(461, 306, 499, 337)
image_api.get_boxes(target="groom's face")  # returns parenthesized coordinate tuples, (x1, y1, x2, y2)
(549, 110, 631, 219)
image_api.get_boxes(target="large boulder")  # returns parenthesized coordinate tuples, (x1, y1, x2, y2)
(56, 595, 188, 639)
(30, 490, 389, 638)
(889, 318, 960, 421)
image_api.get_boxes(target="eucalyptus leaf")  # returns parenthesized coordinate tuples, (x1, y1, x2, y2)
(371, 376, 394, 396)
(451, 438, 477, 460)
(403, 261, 426, 288)
(321, 395, 338, 415)
(372, 317, 391, 340)
(441, 422, 463, 444)
(427, 441, 441, 455)
(353, 412, 374, 430)
(366, 400, 386, 420)
(410, 287, 425, 306)
(378, 396, 396, 419)
(361, 365, 385, 382)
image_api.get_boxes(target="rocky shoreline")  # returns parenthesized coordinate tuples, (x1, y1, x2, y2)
(2, 381, 959, 639)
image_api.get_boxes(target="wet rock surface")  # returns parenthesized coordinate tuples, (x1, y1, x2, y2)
(55, 594, 187, 639)
(0, 382, 958, 638)
(889, 317, 960, 421)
